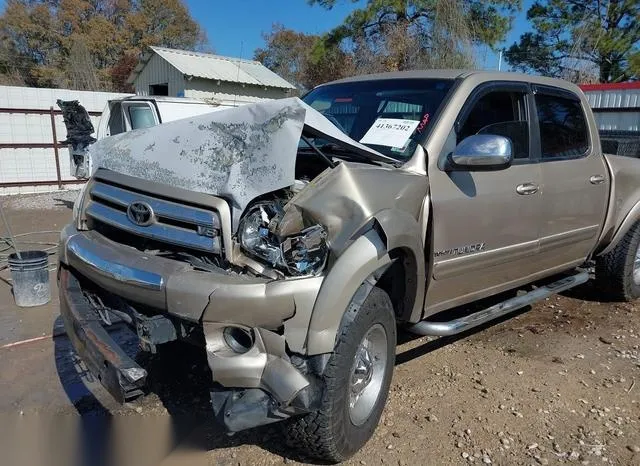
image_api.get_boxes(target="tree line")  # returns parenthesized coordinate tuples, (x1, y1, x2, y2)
(0, 0, 205, 91)
(258, 0, 639, 91)
(1, 0, 638, 93)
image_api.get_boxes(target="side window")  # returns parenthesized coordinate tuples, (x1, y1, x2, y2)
(107, 103, 125, 136)
(127, 104, 157, 130)
(535, 93, 589, 159)
(457, 91, 529, 159)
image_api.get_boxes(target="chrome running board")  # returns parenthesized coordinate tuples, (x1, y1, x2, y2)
(408, 271, 589, 337)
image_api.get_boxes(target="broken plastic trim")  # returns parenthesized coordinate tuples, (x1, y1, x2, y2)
(209, 352, 328, 432)
(211, 388, 291, 432)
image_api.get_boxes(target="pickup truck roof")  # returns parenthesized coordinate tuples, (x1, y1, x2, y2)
(323, 69, 583, 95)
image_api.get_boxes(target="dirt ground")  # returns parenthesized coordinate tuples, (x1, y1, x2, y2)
(0, 191, 638, 466)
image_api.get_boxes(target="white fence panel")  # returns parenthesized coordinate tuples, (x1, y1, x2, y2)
(0, 85, 131, 195)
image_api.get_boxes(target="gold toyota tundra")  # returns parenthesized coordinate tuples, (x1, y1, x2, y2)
(58, 71, 640, 462)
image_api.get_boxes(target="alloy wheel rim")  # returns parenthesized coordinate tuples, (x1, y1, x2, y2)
(348, 323, 388, 426)
(634, 243, 640, 285)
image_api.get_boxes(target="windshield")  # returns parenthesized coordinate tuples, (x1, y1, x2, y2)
(302, 78, 453, 160)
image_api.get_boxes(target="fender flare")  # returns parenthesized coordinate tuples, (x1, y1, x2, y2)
(305, 210, 426, 355)
(598, 199, 640, 256)
(305, 229, 392, 355)
(374, 208, 426, 322)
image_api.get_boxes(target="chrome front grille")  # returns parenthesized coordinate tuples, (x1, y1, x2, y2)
(85, 181, 222, 253)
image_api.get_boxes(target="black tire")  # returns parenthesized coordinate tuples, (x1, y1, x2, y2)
(595, 221, 640, 301)
(286, 287, 396, 463)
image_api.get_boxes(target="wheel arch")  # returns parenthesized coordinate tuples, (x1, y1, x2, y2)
(305, 209, 426, 355)
(374, 208, 426, 323)
(598, 200, 640, 256)
(596, 154, 640, 257)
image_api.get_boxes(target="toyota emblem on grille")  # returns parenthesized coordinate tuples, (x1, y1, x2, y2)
(127, 201, 154, 227)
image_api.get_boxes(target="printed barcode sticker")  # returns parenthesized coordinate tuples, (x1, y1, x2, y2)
(359, 118, 420, 148)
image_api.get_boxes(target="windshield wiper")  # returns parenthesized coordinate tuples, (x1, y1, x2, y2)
(300, 135, 337, 168)
(316, 142, 395, 165)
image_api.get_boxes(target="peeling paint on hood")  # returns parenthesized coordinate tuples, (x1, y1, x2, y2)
(88, 97, 391, 216)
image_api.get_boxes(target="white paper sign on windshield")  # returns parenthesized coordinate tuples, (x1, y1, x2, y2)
(359, 118, 420, 148)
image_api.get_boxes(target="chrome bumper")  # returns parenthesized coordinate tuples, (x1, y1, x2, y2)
(67, 233, 164, 291)
(62, 227, 187, 311)
(59, 225, 311, 325)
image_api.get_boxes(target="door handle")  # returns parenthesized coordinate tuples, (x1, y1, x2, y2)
(516, 183, 539, 195)
(590, 175, 605, 185)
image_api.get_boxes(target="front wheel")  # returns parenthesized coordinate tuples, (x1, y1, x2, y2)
(286, 287, 396, 463)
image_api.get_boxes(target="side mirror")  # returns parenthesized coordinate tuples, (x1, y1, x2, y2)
(446, 134, 513, 171)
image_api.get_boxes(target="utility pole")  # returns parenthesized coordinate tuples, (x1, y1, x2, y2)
(233, 41, 243, 107)
(498, 50, 503, 71)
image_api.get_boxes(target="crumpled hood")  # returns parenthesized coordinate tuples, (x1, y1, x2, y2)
(88, 97, 390, 216)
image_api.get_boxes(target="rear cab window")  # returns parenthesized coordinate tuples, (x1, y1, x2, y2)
(123, 102, 158, 130)
(128, 105, 156, 129)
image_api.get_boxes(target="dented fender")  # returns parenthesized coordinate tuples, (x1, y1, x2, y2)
(304, 211, 426, 355)
(306, 229, 392, 355)
(374, 208, 426, 322)
(289, 162, 428, 355)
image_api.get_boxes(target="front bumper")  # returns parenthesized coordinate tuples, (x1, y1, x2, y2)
(58, 266, 147, 402)
(58, 224, 322, 334)
(58, 225, 324, 430)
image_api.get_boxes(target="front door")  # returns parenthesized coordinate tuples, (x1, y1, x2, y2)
(426, 82, 542, 314)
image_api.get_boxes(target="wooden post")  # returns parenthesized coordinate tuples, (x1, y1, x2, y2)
(49, 106, 63, 190)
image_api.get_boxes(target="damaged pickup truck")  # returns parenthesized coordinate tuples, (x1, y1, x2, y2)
(59, 70, 640, 462)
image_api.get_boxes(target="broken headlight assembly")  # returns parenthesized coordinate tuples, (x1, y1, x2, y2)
(238, 202, 328, 276)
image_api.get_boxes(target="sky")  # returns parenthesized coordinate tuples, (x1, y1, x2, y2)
(0, 0, 535, 70)
(188, 0, 536, 70)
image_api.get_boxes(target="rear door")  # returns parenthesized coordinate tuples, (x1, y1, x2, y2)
(426, 82, 543, 312)
(534, 86, 610, 268)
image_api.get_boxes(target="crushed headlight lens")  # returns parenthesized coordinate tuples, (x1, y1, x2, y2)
(238, 201, 328, 276)
(281, 225, 328, 275)
(238, 203, 283, 266)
